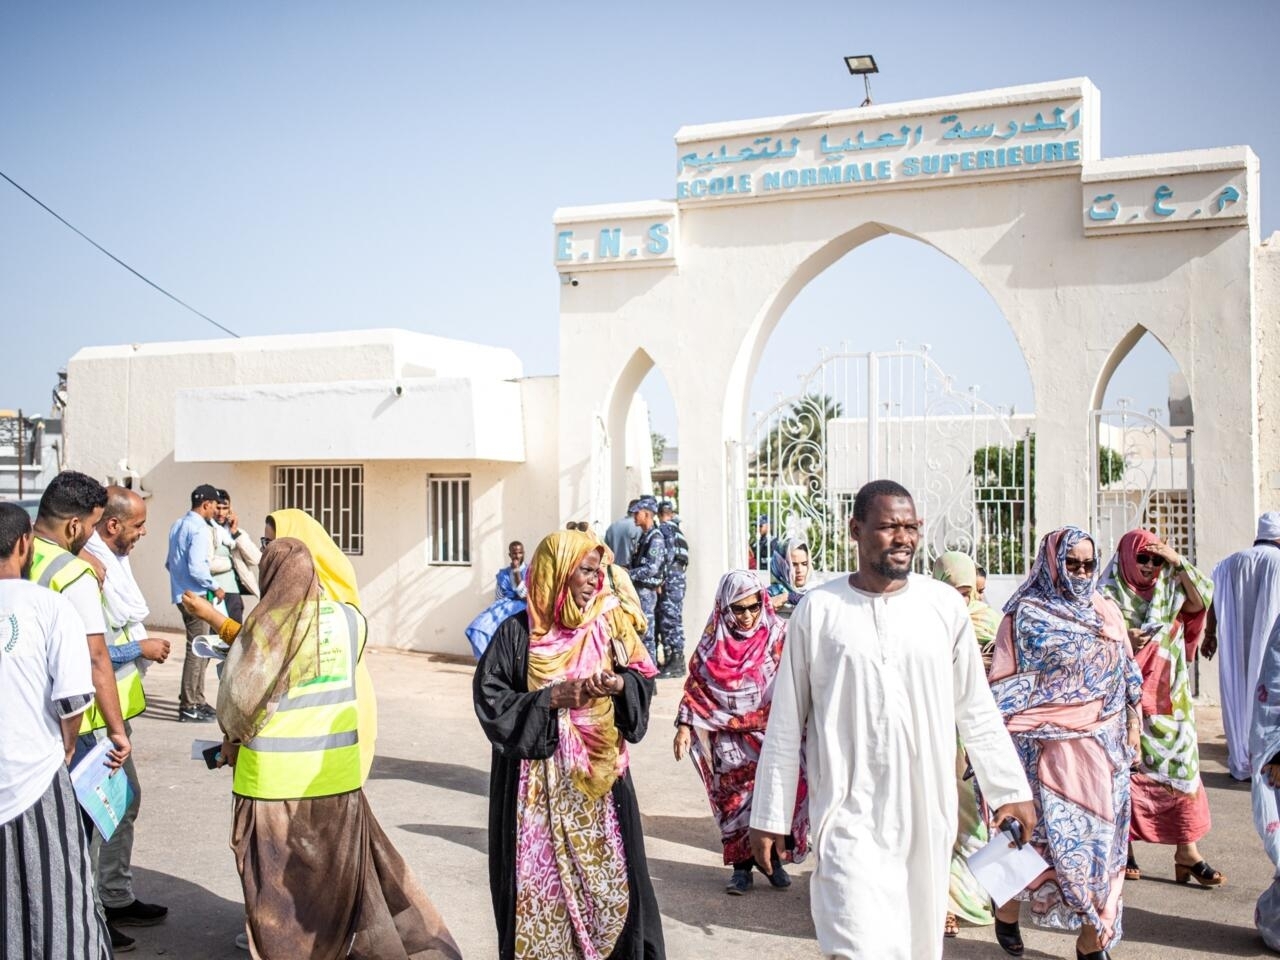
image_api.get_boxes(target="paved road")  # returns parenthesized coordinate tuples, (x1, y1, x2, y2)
(115, 634, 1273, 958)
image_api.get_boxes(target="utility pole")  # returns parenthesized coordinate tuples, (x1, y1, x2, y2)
(15, 408, 24, 499)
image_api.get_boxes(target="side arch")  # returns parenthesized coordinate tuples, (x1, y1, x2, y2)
(601, 347, 659, 518)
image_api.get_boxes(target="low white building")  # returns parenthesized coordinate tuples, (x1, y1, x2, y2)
(65, 329, 651, 656)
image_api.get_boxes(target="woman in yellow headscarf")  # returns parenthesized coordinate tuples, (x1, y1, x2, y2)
(473, 530, 665, 960)
(181, 537, 460, 959)
(266, 509, 377, 782)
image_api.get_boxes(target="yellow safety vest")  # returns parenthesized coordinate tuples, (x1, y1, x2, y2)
(233, 600, 368, 801)
(29, 538, 147, 732)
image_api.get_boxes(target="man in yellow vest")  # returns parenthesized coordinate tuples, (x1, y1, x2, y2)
(29, 471, 133, 952)
(82, 487, 171, 943)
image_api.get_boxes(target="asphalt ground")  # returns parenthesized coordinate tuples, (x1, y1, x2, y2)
(110, 632, 1273, 959)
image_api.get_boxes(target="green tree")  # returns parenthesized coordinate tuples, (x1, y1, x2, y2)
(970, 435, 1127, 573)
(650, 431, 667, 470)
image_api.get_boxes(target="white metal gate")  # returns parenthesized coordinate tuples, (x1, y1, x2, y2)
(730, 346, 1033, 576)
(1090, 403, 1195, 564)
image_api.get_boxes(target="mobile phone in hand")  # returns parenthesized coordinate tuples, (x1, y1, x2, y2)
(202, 744, 223, 770)
(999, 817, 1024, 848)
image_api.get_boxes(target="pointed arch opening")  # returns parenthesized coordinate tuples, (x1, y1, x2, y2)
(1093, 325, 1191, 425)
(731, 227, 1035, 586)
(600, 348, 677, 521)
(1090, 325, 1195, 564)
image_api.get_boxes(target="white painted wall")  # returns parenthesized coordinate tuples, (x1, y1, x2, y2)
(175, 377, 526, 463)
(1258, 235, 1280, 508)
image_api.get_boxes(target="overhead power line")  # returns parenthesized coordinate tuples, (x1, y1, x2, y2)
(1, 169, 239, 339)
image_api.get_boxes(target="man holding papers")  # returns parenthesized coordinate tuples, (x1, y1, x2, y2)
(749, 481, 1034, 960)
(0, 501, 111, 959)
(82, 486, 171, 947)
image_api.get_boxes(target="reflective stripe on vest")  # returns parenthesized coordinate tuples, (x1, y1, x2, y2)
(232, 601, 368, 801)
(35, 551, 78, 589)
(28, 539, 147, 731)
(80, 621, 148, 733)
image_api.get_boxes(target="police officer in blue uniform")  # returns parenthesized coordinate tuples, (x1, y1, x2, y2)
(625, 495, 666, 667)
(655, 500, 689, 678)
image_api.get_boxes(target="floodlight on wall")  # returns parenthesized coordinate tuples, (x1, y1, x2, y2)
(844, 54, 879, 106)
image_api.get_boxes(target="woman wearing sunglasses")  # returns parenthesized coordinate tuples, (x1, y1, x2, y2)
(1099, 530, 1222, 888)
(672, 570, 809, 895)
(988, 527, 1143, 960)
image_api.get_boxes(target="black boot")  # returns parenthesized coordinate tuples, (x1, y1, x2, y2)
(658, 651, 686, 679)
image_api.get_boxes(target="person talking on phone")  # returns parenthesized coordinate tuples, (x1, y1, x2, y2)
(989, 526, 1143, 960)
(747, 481, 1034, 960)
(1099, 530, 1222, 888)
(473, 530, 665, 959)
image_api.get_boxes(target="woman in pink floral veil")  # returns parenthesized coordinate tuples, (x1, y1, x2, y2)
(473, 530, 664, 960)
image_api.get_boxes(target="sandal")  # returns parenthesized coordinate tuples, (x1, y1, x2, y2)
(1175, 859, 1225, 887)
(1125, 852, 1141, 881)
(994, 917, 1023, 957)
(944, 912, 959, 938)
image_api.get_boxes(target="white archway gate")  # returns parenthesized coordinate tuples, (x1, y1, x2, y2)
(730, 346, 1032, 577)
(553, 78, 1264, 649)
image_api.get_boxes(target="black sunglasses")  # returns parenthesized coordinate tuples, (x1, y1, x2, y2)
(1135, 553, 1165, 567)
(1064, 558, 1097, 573)
(729, 600, 762, 616)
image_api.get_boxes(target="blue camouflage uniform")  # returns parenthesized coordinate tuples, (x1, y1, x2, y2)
(656, 518, 688, 663)
(628, 521, 667, 666)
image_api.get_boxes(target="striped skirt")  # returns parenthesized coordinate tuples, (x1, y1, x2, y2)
(1, 765, 110, 960)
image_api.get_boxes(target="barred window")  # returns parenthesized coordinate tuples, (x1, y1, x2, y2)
(428, 475, 471, 565)
(271, 465, 364, 555)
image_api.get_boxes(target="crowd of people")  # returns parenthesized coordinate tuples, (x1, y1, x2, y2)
(1, 471, 460, 959)
(7, 466, 1280, 960)
(465, 485, 1280, 960)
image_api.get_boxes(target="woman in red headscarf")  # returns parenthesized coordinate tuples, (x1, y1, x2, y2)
(1100, 529, 1222, 887)
(673, 570, 809, 896)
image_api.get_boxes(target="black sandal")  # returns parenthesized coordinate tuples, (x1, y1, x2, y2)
(1175, 859, 1225, 886)
(995, 918, 1023, 957)
(1076, 950, 1112, 960)
(1125, 851, 1141, 881)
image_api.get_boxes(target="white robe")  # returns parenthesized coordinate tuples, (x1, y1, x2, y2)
(750, 574, 1030, 960)
(1213, 543, 1280, 780)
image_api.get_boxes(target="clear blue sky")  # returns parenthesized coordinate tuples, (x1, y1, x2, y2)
(3, 2, 1276, 439)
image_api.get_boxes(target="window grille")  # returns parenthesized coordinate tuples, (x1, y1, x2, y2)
(271, 465, 364, 555)
(428, 475, 471, 565)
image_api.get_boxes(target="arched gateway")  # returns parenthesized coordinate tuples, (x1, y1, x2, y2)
(553, 78, 1272, 636)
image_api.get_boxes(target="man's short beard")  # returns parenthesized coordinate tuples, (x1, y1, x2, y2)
(870, 554, 911, 581)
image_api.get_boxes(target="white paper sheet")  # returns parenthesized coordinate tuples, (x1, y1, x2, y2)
(966, 829, 1050, 905)
(191, 635, 230, 661)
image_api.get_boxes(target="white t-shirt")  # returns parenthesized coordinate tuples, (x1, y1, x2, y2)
(60, 569, 107, 637)
(0, 579, 95, 824)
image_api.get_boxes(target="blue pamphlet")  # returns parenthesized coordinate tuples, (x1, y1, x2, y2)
(70, 738, 134, 842)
